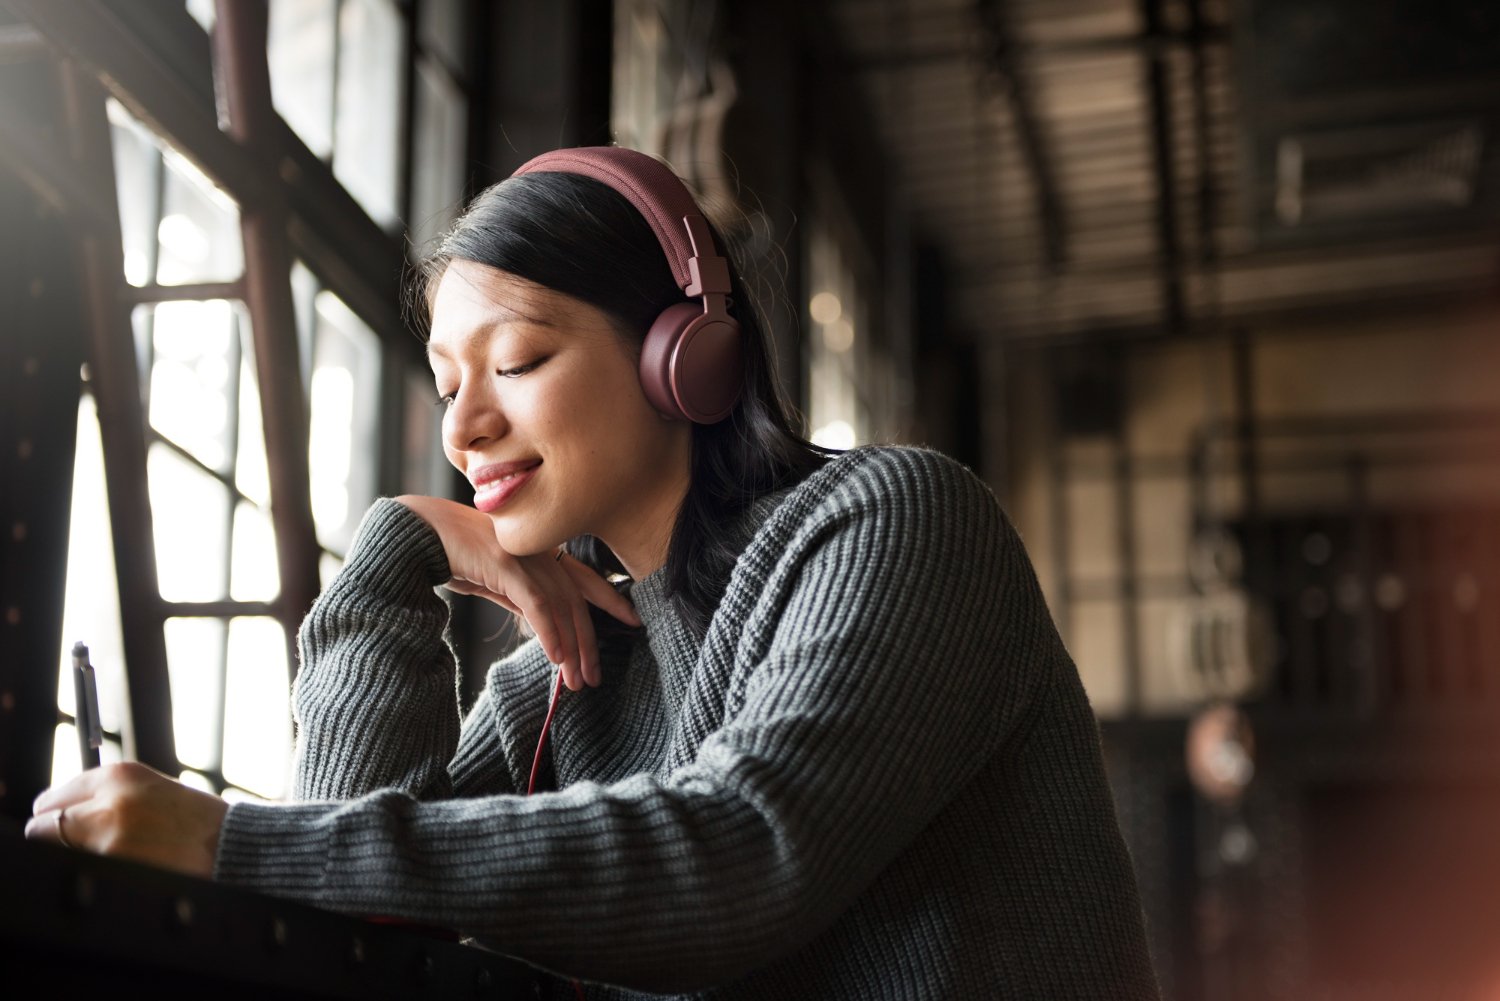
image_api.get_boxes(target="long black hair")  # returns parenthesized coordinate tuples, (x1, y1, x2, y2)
(414, 167, 834, 638)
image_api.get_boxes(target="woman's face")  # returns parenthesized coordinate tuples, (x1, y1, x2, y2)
(426, 259, 692, 571)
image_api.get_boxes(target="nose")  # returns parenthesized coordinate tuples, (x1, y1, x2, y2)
(442, 381, 508, 456)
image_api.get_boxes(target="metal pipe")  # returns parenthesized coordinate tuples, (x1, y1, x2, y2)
(58, 64, 178, 772)
(211, 0, 321, 679)
(1139, 0, 1185, 333)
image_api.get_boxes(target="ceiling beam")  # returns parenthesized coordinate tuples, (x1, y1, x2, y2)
(978, 0, 1066, 267)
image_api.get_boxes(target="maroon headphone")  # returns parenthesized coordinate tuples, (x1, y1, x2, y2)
(510, 147, 744, 425)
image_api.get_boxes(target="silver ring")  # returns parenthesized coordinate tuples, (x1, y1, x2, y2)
(56, 806, 74, 850)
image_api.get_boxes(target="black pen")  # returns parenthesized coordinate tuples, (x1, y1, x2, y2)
(71, 641, 102, 770)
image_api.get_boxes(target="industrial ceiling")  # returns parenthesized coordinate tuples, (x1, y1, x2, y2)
(828, 0, 1500, 343)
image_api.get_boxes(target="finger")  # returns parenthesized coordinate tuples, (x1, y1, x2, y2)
(570, 590, 601, 687)
(444, 579, 523, 615)
(24, 796, 99, 850)
(538, 561, 591, 690)
(545, 575, 584, 692)
(558, 555, 643, 627)
(23, 808, 67, 845)
(512, 579, 568, 670)
(32, 766, 110, 815)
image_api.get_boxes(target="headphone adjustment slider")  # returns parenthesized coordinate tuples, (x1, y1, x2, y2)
(686, 255, 731, 299)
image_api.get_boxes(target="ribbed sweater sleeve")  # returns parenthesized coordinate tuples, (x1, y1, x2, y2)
(213, 450, 1056, 993)
(282, 497, 522, 801)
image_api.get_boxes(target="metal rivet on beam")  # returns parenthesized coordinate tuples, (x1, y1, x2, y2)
(174, 896, 195, 927)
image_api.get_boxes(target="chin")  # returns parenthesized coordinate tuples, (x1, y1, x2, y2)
(488, 522, 561, 559)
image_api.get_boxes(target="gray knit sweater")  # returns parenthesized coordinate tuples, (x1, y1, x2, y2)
(214, 446, 1160, 999)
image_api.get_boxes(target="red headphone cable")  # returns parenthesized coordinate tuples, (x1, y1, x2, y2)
(527, 666, 587, 1001)
(527, 666, 567, 796)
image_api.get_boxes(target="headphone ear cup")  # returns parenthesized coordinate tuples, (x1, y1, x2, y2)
(639, 303, 698, 421)
(639, 302, 743, 424)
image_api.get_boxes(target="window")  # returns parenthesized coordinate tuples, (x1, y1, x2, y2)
(46, 2, 475, 800)
(268, 0, 405, 228)
(806, 211, 899, 450)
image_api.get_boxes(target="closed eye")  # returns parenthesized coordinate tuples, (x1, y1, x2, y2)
(434, 357, 546, 407)
(498, 357, 545, 378)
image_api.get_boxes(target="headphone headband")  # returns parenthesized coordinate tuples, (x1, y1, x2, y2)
(510, 147, 729, 297)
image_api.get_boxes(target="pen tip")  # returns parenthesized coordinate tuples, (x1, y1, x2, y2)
(72, 641, 87, 656)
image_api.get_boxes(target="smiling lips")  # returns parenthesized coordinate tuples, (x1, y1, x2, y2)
(470, 459, 541, 513)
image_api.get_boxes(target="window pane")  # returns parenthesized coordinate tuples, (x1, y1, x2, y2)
(184, 0, 216, 32)
(290, 260, 319, 392)
(108, 99, 162, 288)
(155, 149, 242, 285)
(403, 367, 449, 495)
(222, 617, 291, 798)
(164, 617, 226, 771)
(334, 0, 405, 228)
(309, 291, 382, 552)
(419, 0, 468, 75)
(269, 0, 338, 158)
(57, 394, 128, 735)
(148, 444, 231, 602)
(410, 57, 467, 252)
(235, 345, 271, 507)
(145, 299, 238, 472)
(231, 501, 280, 602)
(320, 551, 344, 589)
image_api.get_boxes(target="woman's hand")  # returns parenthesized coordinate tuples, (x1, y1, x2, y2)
(24, 762, 228, 878)
(395, 495, 642, 691)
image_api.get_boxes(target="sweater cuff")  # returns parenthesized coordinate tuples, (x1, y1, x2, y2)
(214, 800, 342, 895)
(339, 498, 451, 596)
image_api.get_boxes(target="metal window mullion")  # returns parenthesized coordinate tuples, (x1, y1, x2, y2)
(210, 312, 245, 787)
(165, 600, 276, 618)
(58, 65, 179, 774)
(212, 1, 322, 685)
(124, 281, 244, 304)
(398, 0, 418, 230)
(135, 137, 167, 416)
(146, 429, 257, 506)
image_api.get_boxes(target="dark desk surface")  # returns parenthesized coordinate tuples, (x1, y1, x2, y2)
(0, 826, 538, 998)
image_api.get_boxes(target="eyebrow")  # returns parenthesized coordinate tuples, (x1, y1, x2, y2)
(426, 307, 553, 360)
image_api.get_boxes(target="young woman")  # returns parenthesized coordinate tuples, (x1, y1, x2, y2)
(28, 148, 1159, 999)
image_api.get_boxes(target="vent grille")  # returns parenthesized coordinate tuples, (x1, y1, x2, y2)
(1275, 122, 1484, 226)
